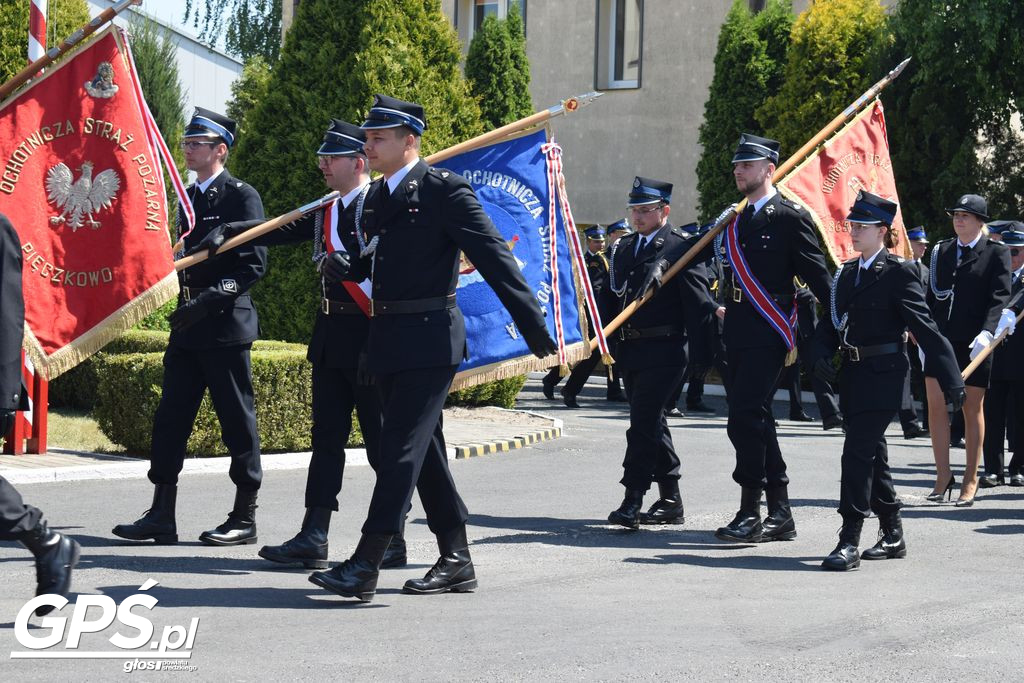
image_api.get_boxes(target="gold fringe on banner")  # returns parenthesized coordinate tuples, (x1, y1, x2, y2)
(450, 340, 592, 392)
(22, 272, 179, 380)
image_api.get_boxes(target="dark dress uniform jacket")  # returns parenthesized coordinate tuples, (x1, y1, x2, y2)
(585, 250, 617, 325)
(926, 236, 1011, 342)
(813, 250, 963, 415)
(992, 269, 1024, 381)
(0, 214, 27, 411)
(174, 170, 267, 350)
(718, 193, 832, 350)
(232, 196, 370, 369)
(355, 160, 546, 373)
(610, 224, 718, 371)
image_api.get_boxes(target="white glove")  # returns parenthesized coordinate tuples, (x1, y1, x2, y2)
(918, 345, 926, 369)
(994, 308, 1017, 338)
(969, 330, 995, 361)
(714, 203, 739, 226)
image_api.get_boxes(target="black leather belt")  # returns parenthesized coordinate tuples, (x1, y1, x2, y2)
(620, 324, 684, 341)
(370, 294, 456, 317)
(840, 341, 905, 362)
(181, 286, 202, 301)
(731, 286, 791, 305)
(321, 298, 364, 316)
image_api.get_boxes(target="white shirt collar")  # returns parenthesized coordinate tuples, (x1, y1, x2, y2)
(385, 157, 420, 195)
(957, 233, 982, 249)
(1014, 265, 1024, 280)
(858, 246, 884, 270)
(339, 179, 370, 209)
(751, 185, 778, 215)
(196, 167, 224, 194)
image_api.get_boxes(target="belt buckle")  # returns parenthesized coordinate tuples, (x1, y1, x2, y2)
(845, 345, 860, 362)
(732, 288, 742, 304)
(322, 298, 330, 315)
(182, 287, 191, 302)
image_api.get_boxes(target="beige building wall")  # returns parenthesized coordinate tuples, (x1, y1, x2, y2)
(442, 0, 809, 225)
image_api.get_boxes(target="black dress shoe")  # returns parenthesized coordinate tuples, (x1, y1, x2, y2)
(715, 487, 763, 543)
(638, 481, 685, 525)
(685, 401, 716, 414)
(404, 525, 477, 594)
(258, 507, 331, 569)
(561, 391, 580, 409)
(541, 372, 557, 399)
(1009, 473, 1024, 487)
(978, 473, 1004, 489)
(666, 407, 684, 417)
(200, 489, 258, 546)
(606, 391, 627, 402)
(902, 422, 926, 439)
(19, 522, 82, 616)
(608, 489, 644, 529)
(309, 533, 393, 602)
(822, 414, 844, 431)
(789, 410, 814, 422)
(112, 484, 178, 544)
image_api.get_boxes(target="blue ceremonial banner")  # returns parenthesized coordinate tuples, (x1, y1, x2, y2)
(445, 128, 590, 389)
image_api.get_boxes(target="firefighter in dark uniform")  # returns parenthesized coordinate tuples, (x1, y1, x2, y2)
(308, 95, 556, 602)
(981, 227, 1024, 486)
(811, 192, 964, 571)
(192, 120, 401, 569)
(923, 194, 1011, 506)
(1, 213, 80, 614)
(113, 109, 268, 546)
(559, 224, 619, 407)
(603, 220, 631, 402)
(605, 178, 717, 528)
(711, 134, 833, 544)
(899, 227, 931, 438)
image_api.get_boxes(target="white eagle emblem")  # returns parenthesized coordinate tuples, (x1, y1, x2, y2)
(45, 161, 121, 231)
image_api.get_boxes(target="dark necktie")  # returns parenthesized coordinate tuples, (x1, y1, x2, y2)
(381, 180, 392, 202)
(958, 244, 971, 264)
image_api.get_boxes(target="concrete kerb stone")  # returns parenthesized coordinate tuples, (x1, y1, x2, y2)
(453, 408, 563, 459)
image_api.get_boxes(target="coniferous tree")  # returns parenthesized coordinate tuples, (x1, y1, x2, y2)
(225, 56, 272, 139)
(0, 0, 91, 84)
(233, 0, 483, 342)
(883, 0, 1024, 237)
(184, 0, 282, 62)
(756, 0, 889, 157)
(464, 1, 533, 129)
(695, 0, 793, 221)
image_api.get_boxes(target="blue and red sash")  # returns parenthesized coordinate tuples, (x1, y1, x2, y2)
(724, 213, 798, 350)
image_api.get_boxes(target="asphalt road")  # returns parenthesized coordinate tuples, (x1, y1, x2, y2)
(2, 379, 1021, 680)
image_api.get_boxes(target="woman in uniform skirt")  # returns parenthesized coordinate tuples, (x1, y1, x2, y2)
(812, 192, 964, 571)
(923, 195, 1012, 506)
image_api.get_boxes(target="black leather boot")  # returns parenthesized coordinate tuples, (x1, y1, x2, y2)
(715, 487, 763, 542)
(200, 489, 258, 546)
(861, 510, 907, 560)
(309, 533, 393, 602)
(258, 507, 331, 569)
(380, 518, 408, 569)
(404, 525, 477, 595)
(112, 484, 178, 544)
(607, 489, 644, 529)
(762, 485, 797, 541)
(821, 517, 863, 571)
(639, 481, 685, 525)
(20, 521, 81, 616)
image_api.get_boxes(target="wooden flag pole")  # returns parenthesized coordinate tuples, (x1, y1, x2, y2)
(589, 57, 913, 352)
(961, 311, 1023, 381)
(0, 0, 142, 101)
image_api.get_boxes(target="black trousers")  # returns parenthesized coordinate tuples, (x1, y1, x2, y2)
(621, 364, 686, 491)
(149, 343, 262, 490)
(782, 340, 840, 419)
(726, 344, 788, 489)
(0, 476, 41, 538)
(362, 364, 467, 536)
(838, 409, 901, 519)
(304, 365, 382, 510)
(983, 378, 1024, 476)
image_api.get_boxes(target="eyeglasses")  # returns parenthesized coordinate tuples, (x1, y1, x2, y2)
(849, 224, 882, 232)
(627, 204, 663, 215)
(180, 141, 216, 151)
(1011, 248, 1021, 256)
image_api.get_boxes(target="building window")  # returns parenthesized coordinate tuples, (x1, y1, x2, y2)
(455, 0, 527, 44)
(596, 0, 642, 90)
(749, 0, 766, 11)
(474, 0, 499, 30)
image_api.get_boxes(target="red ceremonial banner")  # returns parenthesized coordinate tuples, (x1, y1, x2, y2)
(777, 100, 911, 265)
(0, 27, 177, 379)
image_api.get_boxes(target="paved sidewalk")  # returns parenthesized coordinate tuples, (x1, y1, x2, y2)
(0, 405, 562, 485)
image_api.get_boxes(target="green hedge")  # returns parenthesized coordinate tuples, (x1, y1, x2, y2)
(92, 349, 360, 455)
(447, 375, 526, 410)
(50, 331, 304, 410)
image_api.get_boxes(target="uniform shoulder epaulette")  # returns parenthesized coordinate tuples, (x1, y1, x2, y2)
(841, 256, 859, 267)
(886, 252, 905, 263)
(671, 226, 688, 238)
(779, 196, 806, 213)
(989, 238, 1009, 248)
(934, 236, 955, 245)
(427, 167, 453, 180)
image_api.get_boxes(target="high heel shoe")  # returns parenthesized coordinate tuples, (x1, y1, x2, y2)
(926, 473, 955, 502)
(955, 479, 977, 507)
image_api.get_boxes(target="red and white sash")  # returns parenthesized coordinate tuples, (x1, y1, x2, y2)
(323, 199, 371, 317)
